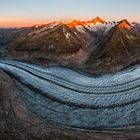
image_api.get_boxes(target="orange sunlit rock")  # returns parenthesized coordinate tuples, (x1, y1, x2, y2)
(118, 19, 131, 29)
(63, 17, 107, 28)
(87, 16, 107, 25)
(66, 20, 85, 28)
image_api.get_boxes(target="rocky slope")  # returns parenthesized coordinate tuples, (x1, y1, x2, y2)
(0, 27, 38, 56)
(4, 24, 92, 66)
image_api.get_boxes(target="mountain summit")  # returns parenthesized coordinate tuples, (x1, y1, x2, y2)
(66, 20, 85, 27)
(118, 19, 132, 29)
(66, 17, 107, 27)
(89, 16, 107, 25)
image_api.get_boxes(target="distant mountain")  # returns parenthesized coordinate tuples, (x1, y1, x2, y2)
(2, 17, 140, 74)
(87, 16, 107, 25)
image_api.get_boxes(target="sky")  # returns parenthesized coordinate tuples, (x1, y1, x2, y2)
(0, 0, 140, 27)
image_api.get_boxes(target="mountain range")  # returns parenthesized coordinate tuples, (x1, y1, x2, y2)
(1, 17, 140, 74)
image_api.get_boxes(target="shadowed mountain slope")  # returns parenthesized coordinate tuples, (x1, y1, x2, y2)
(86, 19, 140, 74)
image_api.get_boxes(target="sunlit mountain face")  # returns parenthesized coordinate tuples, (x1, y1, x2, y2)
(118, 19, 132, 29)
(37, 17, 111, 28)
(0, 17, 140, 74)
(56, 17, 108, 28)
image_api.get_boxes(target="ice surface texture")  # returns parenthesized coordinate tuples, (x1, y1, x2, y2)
(0, 60, 140, 129)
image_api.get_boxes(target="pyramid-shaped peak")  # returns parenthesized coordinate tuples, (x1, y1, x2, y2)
(92, 17, 107, 22)
(94, 16, 105, 20)
(88, 16, 107, 25)
(118, 19, 131, 29)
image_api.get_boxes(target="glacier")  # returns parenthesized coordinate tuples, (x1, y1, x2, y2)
(0, 60, 140, 129)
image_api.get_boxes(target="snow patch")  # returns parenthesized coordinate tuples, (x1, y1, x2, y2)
(65, 33, 71, 39)
(76, 25, 85, 33)
(48, 23, 59, 29)
(85, 22, 115, 32)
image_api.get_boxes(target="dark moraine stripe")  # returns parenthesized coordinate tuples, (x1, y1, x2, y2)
(0, 60, 140, 129)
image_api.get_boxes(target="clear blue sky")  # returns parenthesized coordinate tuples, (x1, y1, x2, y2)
(0, 0, 140, 27)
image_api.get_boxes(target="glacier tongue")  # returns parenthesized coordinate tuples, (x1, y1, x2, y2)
(0, 60, 140, 129)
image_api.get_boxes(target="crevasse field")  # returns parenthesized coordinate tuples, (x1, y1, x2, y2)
(0, 60, 140, 129)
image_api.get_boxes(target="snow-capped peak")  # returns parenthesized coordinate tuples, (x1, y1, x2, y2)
(66, 19, 85, 27)
(87, 17, 108, 25)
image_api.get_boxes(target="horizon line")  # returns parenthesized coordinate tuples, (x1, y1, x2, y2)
(0, 17, 139, 28)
